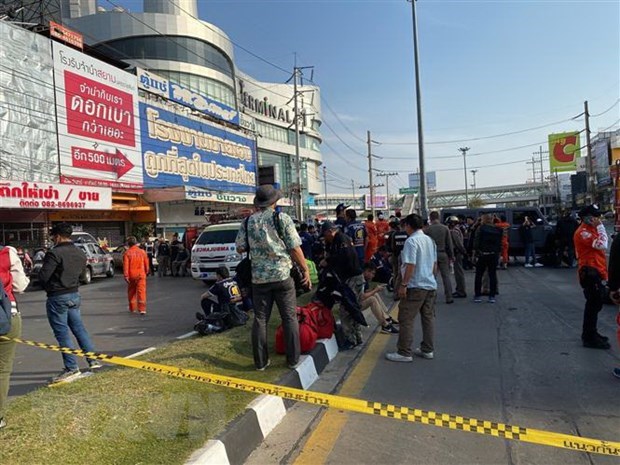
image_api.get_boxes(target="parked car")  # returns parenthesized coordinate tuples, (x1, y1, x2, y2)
(75, 242, 115, 284)
(71, 231, 98, 244)
(191, 222, 242, 282)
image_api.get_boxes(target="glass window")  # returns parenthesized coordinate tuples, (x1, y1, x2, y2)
(154, 70, 236, 107)
(94, 36, 234, 78)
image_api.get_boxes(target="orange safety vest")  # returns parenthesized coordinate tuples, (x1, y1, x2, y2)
(574, 223, 608, 280)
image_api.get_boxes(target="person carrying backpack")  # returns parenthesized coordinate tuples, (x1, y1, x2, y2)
(0, 242, 30, 430)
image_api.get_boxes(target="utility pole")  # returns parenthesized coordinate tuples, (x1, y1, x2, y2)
(292, 66, 303, 220)
(376, 172, 398, 214)
(458, 147, 470, 207)
(351, 179, 356, 210)
(322, 166, 328, 211)
(584, 100, 596, 203)
(367, 130, 375, 217)
(470, 169, 478, 195)
(409, 0, 428, 218)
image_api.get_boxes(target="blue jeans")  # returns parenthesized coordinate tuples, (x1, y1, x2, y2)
(46, 292, 96, 371)
(524, 242, 535, 265)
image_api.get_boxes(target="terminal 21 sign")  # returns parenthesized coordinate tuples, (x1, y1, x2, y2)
(140, 102, 257, 193)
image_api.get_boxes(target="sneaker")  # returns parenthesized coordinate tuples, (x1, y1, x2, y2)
(51, 368, 82, 384)
(413, 348, 434, 359)
(88, 361, 103, 370)
(613, 368, 620, 379)
(386, 316, 399, 325)
(582, 339, 611, 350)
(0, 417, 6, 429)
(256, 359, 271, 371)
(452, 292, 467, 298)
(524, 264, 533, 268)
(474, 296, 482, 303)
(139, 312, 147, 316)
(488, 297, 496, 304)
(385, 352, 413, 363)
(534, 263, 544, 268)
(380, 324, 399, 334)
(288, 361, 301, 370)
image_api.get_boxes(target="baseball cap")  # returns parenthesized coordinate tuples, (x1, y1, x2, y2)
(335, 203, 350, 212)
(579, 204, 602, 218)
(320, 221, 338, 235)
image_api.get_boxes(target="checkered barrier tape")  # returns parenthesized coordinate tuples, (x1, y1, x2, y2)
(3, 335, 619, 457)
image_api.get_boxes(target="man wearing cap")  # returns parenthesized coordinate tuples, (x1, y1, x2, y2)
(334, 203, 349, 232)
(574, 204, 610, 349)
(321, 220, 365, 348)
(235, 185, 310, 370)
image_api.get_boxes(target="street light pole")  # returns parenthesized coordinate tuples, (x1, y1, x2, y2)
(470, 169, 478, 195)
(459, 146, 470, 207)
(408, 0, 428, 218)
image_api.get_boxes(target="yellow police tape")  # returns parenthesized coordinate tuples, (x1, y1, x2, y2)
(3, 335, 619, 457)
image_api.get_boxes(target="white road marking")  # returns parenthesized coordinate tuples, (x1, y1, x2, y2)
(126, 347, 157, 359)
(176, 331, 198, 340)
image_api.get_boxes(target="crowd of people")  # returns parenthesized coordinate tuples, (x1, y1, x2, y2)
(0, 184, 619, 432)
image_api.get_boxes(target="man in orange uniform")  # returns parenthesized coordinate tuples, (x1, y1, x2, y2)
(495, 216, 511, 269)
(573, 205, 610, 349)
(375, 213, 390, 249)
(123, 236, 150, 315)
(364, 214, 378, 264)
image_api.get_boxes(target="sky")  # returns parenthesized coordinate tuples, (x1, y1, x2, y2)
(104, 0, 619, 196)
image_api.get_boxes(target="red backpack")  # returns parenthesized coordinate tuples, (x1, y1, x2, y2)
(275, 306, 318, 354)
(305, 302, 335, 340)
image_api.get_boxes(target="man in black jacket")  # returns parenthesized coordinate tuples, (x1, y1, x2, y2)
(609, 232, 620, 379)
(322, 221, 364, 348)
(39, 223, 101, 383)
(473, 214, 503, 303)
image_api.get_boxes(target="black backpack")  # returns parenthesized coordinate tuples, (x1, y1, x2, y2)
(0, 288, 12, 336)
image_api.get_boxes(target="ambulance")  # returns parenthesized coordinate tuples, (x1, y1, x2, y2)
(190, 222, 243, 282)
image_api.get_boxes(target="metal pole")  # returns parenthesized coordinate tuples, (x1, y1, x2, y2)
(409, 0, 427, 218)
(368, 130, 375, 217)
(538, 146, 544, 184)
(471, 169, 477, 195)
(459, 147, 470, 207)
(351, 179, 356, 210)
(293, 67, 303, 220)
(584, 100, 595, 203)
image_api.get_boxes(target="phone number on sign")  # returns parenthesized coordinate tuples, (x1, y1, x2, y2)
(30, 200, 87, 209)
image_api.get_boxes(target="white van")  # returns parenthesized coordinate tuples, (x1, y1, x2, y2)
(191, 222, 243, 282)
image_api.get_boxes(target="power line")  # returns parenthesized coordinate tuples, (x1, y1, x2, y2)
(590, 99, 619, 118)
(321, 119, 366, 157)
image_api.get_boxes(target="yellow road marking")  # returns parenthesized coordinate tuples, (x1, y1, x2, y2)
(293, 326, 392, 465)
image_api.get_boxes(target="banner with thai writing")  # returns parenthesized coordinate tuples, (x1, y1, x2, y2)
(0, 181, 111, 210)
(548, 132, 581, 173)
(53, 43, 143, 192)
(137, 68, 239, 125)
(140, 102, 256, 193)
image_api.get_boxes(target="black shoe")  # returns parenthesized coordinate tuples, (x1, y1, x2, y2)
(446, 300, 454, 304)
(452, 292, 467, 298)
(596, 333, 609, 342)
(380, 324, 399, 334)
(582, 339, 611, 350)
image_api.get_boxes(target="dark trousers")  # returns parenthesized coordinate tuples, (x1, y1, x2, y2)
(252, 277, 299, 368)
(579, 268, 604, 341)
(475, 254, 498, 297)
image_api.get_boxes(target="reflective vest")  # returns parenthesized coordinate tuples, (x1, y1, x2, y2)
(574, 223, 608, 280)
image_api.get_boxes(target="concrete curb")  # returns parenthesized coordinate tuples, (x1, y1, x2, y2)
(185, 335, 338, 465)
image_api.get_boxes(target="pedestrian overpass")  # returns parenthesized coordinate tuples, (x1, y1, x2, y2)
(401, 182, 547, 213)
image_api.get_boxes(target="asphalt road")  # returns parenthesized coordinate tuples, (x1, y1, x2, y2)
(9, 274, 206, 397)
(264, 265, 620, 465)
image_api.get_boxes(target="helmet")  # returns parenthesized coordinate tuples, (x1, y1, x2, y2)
(447, 216, 460, 223)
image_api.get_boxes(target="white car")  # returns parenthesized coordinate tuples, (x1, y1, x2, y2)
(191, 223, 242, 282)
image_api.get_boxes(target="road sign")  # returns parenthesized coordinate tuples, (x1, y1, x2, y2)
(399, 188, 418, 194)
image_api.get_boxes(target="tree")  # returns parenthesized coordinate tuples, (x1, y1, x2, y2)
(468, 197, 485, 208)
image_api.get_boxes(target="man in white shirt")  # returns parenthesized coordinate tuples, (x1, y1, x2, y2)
(386, 214, 438, 362)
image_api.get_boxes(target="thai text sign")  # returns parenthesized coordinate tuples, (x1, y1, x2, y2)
(49, 21, 83, 50)
(185, 186, 253, 205)
(140, 103, 257, 193)
(137, 68, 239, 125)
(0, 181, 111, 210)
(53, 43, 143, 192)
(548, 132, 581, 173)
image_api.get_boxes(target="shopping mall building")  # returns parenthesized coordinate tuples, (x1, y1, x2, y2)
(0, 0, 322, 248)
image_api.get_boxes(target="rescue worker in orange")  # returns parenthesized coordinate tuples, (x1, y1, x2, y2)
(573, 205, 610, 350)
(375, 213, 390, 249)
(364, 214, 378, 263)
(495, 215, 511, 269)
(123, 236, 150, 315)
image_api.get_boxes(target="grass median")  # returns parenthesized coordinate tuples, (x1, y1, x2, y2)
(2, 293, 314, 465)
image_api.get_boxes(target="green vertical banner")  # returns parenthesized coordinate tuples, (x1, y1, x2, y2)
(548, 132, 581, 172)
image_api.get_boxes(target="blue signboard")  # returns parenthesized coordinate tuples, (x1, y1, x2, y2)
(140, 102, 257, 193)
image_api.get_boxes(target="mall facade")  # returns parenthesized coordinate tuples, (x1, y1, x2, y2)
(0, 0, 323, 248)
